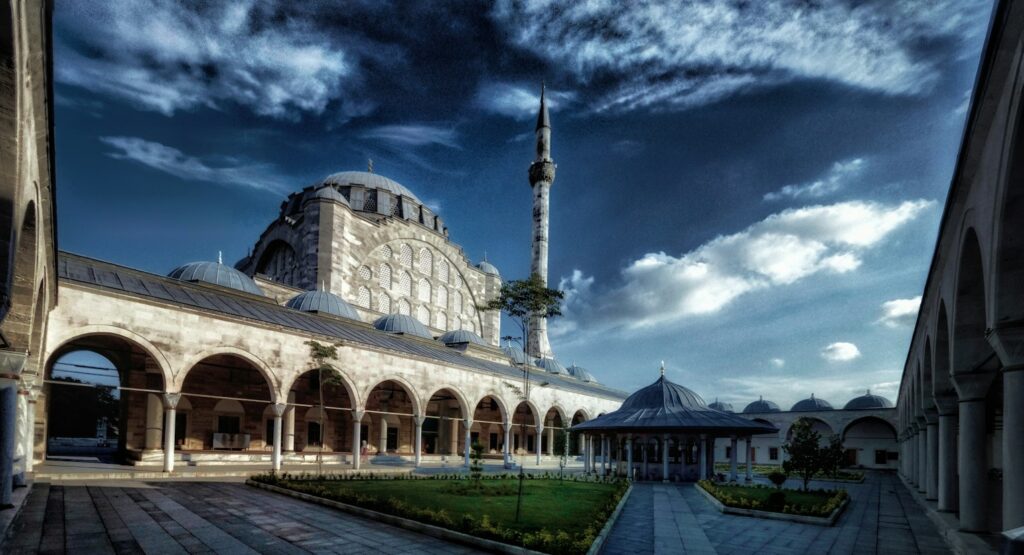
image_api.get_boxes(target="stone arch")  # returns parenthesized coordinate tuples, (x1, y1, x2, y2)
(933, 303, 955, 396)
(784, 416, 835, 442)
(176, 346, 279, 400)
(362, 376, 421, 419)
(281, 364, 359, 412)
(3, 200, 38, 349)
(952, 228, 996, 375)
(46, 325, 174, 387)
(842, 415, 898, 442)
(992, 70, 1024, 325)
(570, 408, 592, 423)
(472, 391, 510, 422)
(545, 404, 569, 425)
(422, 384, 470, 419)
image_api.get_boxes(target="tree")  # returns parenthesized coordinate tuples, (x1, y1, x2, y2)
(782, 419, 824, 491)
(481, 273, 564, 522)
(305, 340, 343, 476)
(822, 434, 845, 478)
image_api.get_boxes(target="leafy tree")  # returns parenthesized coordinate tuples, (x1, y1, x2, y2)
(822, 434, 846, 478)
(767, 470, 788, 490)
(305, 340, 343, 476)
(782, 419, 824, 491)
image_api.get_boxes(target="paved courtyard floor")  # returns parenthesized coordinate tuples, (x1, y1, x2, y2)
(603, 472, 950, 555)
(1, 480, 483, 554)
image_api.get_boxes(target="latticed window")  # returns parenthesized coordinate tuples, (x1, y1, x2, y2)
(417, 278, 431, 303)
(467, 302, 475, 316)
(417, 305, 430, 326)
(357, 286, 371, 309)
(391, 197, 402, 216)
(455, 275, 464, 290)
(438, 260, 449, 283)
(378, 293, 391, 314)
(381, 244, 393, 260)
(378, 263, 392, 289)
(398, 271, 411, 296)
(363, 190, 377, 212)
(398, 299, 411, 315)
(358, 265, 372, 280)
(454, 291, 463, 313)
(400, 244, 413, 267)
(418, 248, 432, 275)
(437, 312, 447, 330)
(437, 286, 448, 309)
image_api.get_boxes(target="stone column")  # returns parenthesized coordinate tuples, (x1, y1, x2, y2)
(145, 393, 163, 450)
(926, 411, 938, 500)
(0, 382, 16, 505)
(464, 419, 473, 467)
(414, 416, 423, 467)
(23, 393, 36, 474)
(917, 419, 927, 493)
(746, 437, 753, 482)
(626, 435, 634, 480)
(535, 424, 543, 465)
(379, 417, 388, 455)
(271, 403, 285, 472)
(953, 371, 997, 532)
(729, 435, 738, 482)
(909, 425, 919, 486)
(352, 411, 364, 470)
(989, 329, 1024, 529)
(662, 434, 670, 482)
(547, 426, 554, 457)
(706, 437, 715, 479)
(604, 435, 611, 476)
(284, 392, 296, 452)
(162, 393, 180, 473)
(936, 397, 958, 512)
(503, 421, 512, 467)
(698, 434, 707, 480)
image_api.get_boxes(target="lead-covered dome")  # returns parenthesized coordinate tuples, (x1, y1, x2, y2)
(502, 344, 526, 365)
(844, 390, 894, 410)
(535, 356, 568, 376)
(567, 364, 597, 383)
(709, 399, 734, 413)
(790, 394, 834, 412)
(477, 261, 500, 276)
(320, 171, 421, 204)
(438, 329, 486, 346)
(373, 314, 433, 339)
(286, 290, 359, 320)
(169, 261, 263, 296)
(743, 396, 781, 414)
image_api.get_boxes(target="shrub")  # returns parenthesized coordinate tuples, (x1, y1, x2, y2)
(767, 471, 788, 489)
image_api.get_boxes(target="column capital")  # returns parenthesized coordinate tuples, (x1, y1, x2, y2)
(463, 418, 473, 428)
(270, 403, 287, 417)
(413, 415, 425, 426)
(952, 371, 998, 402)
(933, 395, 958, 416)
(352, 409, 366, 421)
(162, 392, 181, 409)
(503, 420, 512, 432)
(986, 323, 1024, 369)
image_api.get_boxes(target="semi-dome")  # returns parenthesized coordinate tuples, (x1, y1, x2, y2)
(535, 356, 568, 375)
(286, 290, 359, 320)
(168, 261, 263, 296)
(843, 390, 894, 410)
(319, 171, 421, 204)
(311, 184, 350, 205)
(708, 399, 734, 413)
(743, 396, 781, 414)
(567, 364, 596, 383)
(790, 394, 834, 412)
(373, 314, 433, 339)
(437, 329, 486, 346)
(502, 344, 526, 365)
(477, 261, 500, 276)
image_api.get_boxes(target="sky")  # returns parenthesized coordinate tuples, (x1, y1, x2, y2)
(52, 0, 994, 408)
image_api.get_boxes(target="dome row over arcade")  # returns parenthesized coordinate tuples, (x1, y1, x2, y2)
(719, 392, 893, 414)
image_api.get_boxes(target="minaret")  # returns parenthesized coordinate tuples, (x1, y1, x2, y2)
(528, 84, 555, 358)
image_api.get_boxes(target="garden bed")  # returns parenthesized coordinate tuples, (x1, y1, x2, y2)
(696, 480, 848, 526)
(249, 472, 627, 555)
(712, 463, 865, 482)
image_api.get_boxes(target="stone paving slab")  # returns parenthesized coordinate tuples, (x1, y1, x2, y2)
(1, 480, 485, 554)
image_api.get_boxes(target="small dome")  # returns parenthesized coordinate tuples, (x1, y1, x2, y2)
(567, 364, 597, 383)
(502, 344, 526, 365)
(535, 356, 568, 376)
(743, 396, 781, 414)
(790, 394, 834, 412)
(286, 290, 359, 320)
(168, 261, 263, 296)
(844, 390, 894, 410)
(437, 329, 486, 346)
(709, 399, 734, 413)
(319, 171, 421, 204)
(312, 184, 349, 205)
(373, 314, 433, 340)
(477, 261, 500, 276)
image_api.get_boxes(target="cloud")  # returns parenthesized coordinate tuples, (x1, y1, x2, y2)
(491, 0, 989, 113)
(821, 342, 861, 362)
(764, 158, 865, 201)
(877, 296, 922, 328)
(611, 140, 645, 157)
(55, 1, 362, 120)
(361, 124, 460, 149)
(554, 199, 934, 335)
(475, 82, 575, 119)
(769, 358, 786, 369)
(100, 136, 287, 193)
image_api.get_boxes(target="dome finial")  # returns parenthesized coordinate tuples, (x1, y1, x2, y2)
(659, 360, 665, 377)
(218, 250, 223, 265)
(367, 158, 374, 173)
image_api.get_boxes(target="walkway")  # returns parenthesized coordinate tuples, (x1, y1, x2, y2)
(1, 481, 483, 554)
(603, 472, 950, 555)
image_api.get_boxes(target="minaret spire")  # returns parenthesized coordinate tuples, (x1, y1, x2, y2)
(527, 83, 556, 359)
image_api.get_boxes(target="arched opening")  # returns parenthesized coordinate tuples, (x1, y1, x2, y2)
(953, 230, 996, 374)
(510, 401, 539, 457)
(364, 380, 417, 457)
(934, 303, 956, 399)
(286, 368, 354, 455)
(785, 417, 834, 444)
(842, 416, 897, 469)
(569, 410, 588, 456)
(471, 395, 506, 457)
(0, 0, 16, 308)
(179, 354, 274, 452)
(994, 102, 1024, 324)
(2, 202, 37, 348)
(542, 407, 566, 458)
(44, 334, 167, 463)
(423, 387, 466, 457)
(255, 239, 300, 288)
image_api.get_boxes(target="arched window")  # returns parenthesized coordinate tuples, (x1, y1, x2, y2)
(357, 286, 371, 309)
(358, 265, 372, 280)
(417, 278, 431, 303)
(437, 312, 448, 330)
(378, 263, 392, 290)
(381, 244, 393, 260)
(438, 260, 449, 283)
(417, 305, 430, 326)
(400, 244, 413, 267)
(418, 248, 432, 275)
(455, 275, 464, 290)
(468, 320, 476, 334)
(378, 293, 391, 314)
(437, 285, 448, 309)
(398, 271, 412, 296)
(398, 299, 411, 316)
(453, 316, 462, 330)
(467, 301, 475, 316)
(454, 291, 463, 314)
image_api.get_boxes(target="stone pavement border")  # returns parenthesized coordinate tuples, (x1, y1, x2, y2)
(586, 484, 632, 555)
(897, 474, 997, 555)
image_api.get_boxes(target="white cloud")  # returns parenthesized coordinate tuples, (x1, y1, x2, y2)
(877, 296, 922, 328)
(100, 136, 286, 193)
(361, 124, 460, 149)
(55, 1, 361, 120)
(554, 199, 933, 335)
(821, 342, 862, 362)
(764, 158, 865, 201)
(474, 82, 575, 119)
(491, 0, 989, 113)
(770, 358, 786, 369)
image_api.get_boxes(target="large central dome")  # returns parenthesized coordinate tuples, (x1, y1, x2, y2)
(319, 171, 421, 204)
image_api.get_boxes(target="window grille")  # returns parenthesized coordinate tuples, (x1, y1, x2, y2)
(357, 286, 371, 308)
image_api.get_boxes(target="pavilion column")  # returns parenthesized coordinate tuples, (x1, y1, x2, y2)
(662, 434, 670, 482)
(698, 434, 707, 480)
(601, 434, 608, 476)
(616, 437, 623, 477)
(464, 419, 473, 467)
(547, 426, 554, 457)
(352, 411, 364, 470)
(935, 397, 958, 512)
(679, 438, 687, 480)
(144, 394, 163, 450)
(414, 415, 423, 467)
(162, 393, 180, 473)
(729, 435, 738, 482)
(626, 435, 634, 481)
(535, 424, 543, 465)
(284, 392, 296, 452)
(271, 403, 285, 472)
(989, 329, 1024, 529)
(706, 437, 715, 479)
(503, 421, 512, 467)
(926, 411, 938, 500)
(745, 437, 753, 481)
(953, 371, 997, 532)
(642, 436, 649, 479)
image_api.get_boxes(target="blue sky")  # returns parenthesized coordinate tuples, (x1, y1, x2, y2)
(52, 0, 993, 408)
